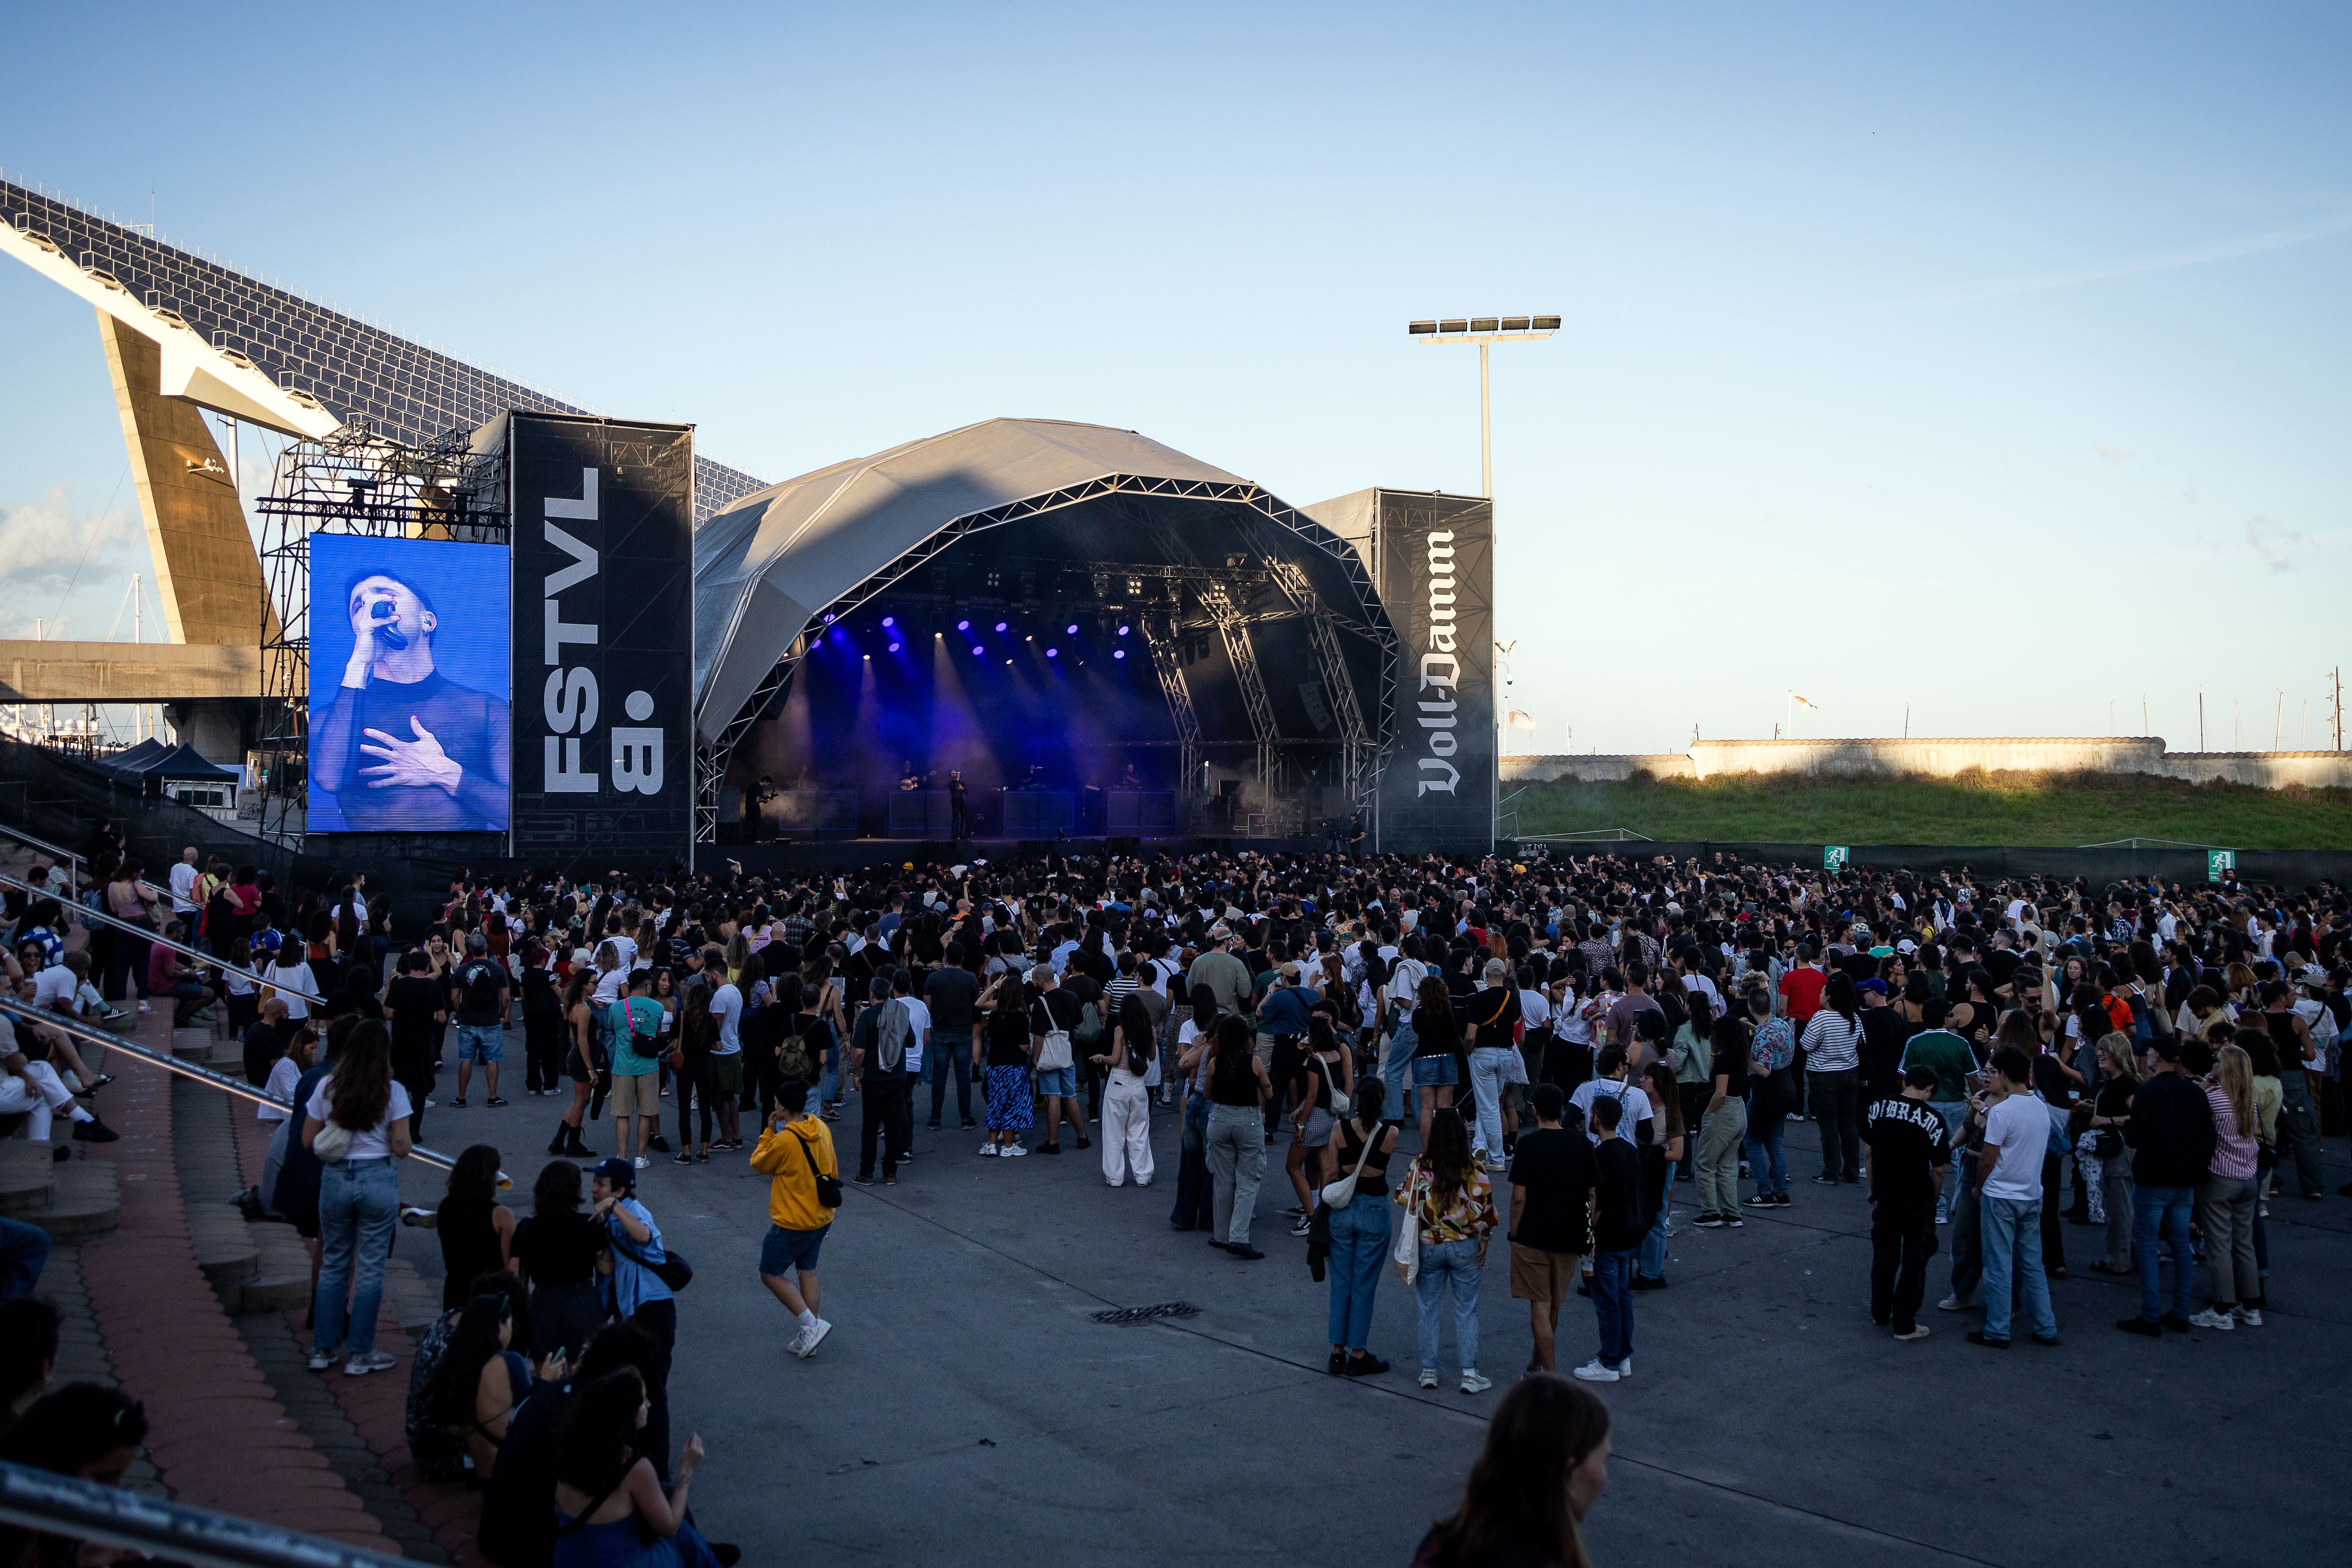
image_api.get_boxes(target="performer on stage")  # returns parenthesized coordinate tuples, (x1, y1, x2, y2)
(898, 760, 921, 791)
(948, 769, 970, 839)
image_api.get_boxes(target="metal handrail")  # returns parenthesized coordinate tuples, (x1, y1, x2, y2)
(0, 1456, 410, 1568)
(0, 868, 325, 1006)
(0, 820, 84, 891)
(0, 997, 460, 1173)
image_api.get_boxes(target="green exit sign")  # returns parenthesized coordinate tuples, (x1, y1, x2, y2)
(1824, 846, 1850, 870)
(2207, 850, 2235, 882)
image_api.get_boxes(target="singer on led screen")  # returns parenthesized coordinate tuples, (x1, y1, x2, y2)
(310, 539, 511, 832)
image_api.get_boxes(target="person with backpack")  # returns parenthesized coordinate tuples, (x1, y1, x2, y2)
(748, 1079, 837, 1358)
(847, 974, 913, 1185)
(451, 931, 512, 1108)
(586, 1159, 680, 1482)
(605, 971, 665, 1171)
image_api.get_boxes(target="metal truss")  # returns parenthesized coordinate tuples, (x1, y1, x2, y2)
(706, 472, 1401, 814)
(1138, 616, 1204, 807)
(1192, 579, 1284, 792)
(1271, 560, 1376, 802)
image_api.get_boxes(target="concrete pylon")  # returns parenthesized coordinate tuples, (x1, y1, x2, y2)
(96, 311, 280, 647)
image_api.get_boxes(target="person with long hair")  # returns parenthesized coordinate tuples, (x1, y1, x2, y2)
(434, 1144, 514, 1312)
(548, 967, 602, 1158)
(1633, 1061, 1685, 1288)
(1321, 1076, 1397, 1377)
(1742, 986, 1795, 1209)
(1168, 986, 1221, 1232)
(302, 1018, 413, 1375)
(2086, 1033, 2142, 1275)
(1410, 1375, 1611, 1568)
(1412, 976, 1463, 1150)
(1089, 992, 1158, 1187)
(1801, 974, 1867, 1184)
(1280, 1015, 1351, 1229)
(1397, 1106, 1499, 1393)
(510, 1159, 609, 1363)
(1203, 1013, 1273, 1259)
(551, 1367, 719, 1568)
(2190, 1040, 2263, 1328)
(430, 1291, 537, 1478)
(977, 970, 1037, 1157)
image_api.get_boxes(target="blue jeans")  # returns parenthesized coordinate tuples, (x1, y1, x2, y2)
(820, 1044, 842, 1109)
(1744, 1114, 1787, 1195)
(1381, 1022, 1416, 1123)
(0, 1216, 52, 1297)
(456, 1023, 503, 1064)
(1325, 1195, 1390, 1351)
(1415, 1237, 1482, 1370)
(1978, 1194, 2056, 1342)
(926, 1036, 974, 1124)
(1467, 1047, 1513, 1157)
(314, 1158, 400, 1356)
(1638, 1192, 1670, 1279)
(2132, 1184, 2196, 1321)
(1591, 1247, 1635, 1364)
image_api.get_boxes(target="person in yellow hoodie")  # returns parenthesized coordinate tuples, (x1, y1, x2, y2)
(747, 1078, 838, 1358)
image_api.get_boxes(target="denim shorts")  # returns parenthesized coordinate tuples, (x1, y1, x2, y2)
(1412, 1055, 1459, 1088)
(1035, 1066, 1077, 1097)
(456, 1023, 504, 1064)
(759, 1222, 829, 1276)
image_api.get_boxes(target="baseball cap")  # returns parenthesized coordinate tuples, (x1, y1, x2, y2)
(1208, 922, 1232, 939)
(1279, 961, 1303, 982)
(590, 1157, 635, 1192)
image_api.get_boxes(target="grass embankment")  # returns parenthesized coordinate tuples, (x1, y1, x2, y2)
(1510, 770, 2352, 850)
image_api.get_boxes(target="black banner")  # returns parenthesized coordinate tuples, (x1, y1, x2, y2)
(1375, 492, 1494, 854)
(508, 415, 696, 868)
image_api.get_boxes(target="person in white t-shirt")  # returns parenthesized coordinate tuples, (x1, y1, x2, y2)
(1570, 1047, 1655, 1145)
(168, 847, 201, 921)
(1970, 1047, 2056, 1347)
(300, 1020, 413, 1375)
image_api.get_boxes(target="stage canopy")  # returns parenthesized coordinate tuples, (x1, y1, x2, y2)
(691, 418, 1395, 807)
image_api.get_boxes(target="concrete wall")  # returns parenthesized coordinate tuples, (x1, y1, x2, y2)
(1502, 754, 1696, 783)
(1502, 737, 2352, 790)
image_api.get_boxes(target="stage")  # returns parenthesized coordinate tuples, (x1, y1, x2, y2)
(710, 834, 1334, 876)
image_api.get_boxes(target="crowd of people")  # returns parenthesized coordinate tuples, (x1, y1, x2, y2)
(6, 828, 2350, 1564)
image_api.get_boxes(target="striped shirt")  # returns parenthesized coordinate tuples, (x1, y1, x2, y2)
(2205, 1085, 2258, 1181)
(1799, 1011, 1864, 1074)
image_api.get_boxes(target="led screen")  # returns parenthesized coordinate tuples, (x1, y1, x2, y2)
(307, 533, 512, 833)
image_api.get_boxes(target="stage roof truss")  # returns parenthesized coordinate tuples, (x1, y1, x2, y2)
(1139, 614, 1204, 801)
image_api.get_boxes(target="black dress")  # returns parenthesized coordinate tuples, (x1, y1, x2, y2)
(509, 1210, 608, 1360)
(438, 1194, 507, 1311)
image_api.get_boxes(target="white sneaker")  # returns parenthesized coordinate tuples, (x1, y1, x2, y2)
(1570, 1359, 1621, 1383)
(2234, 1306, 2263, 1327)
(979, 1143, 999, 1156)
(1417, 1367, 1439, 1388)
(136, 1001, 151, 1014)
(1459, 1370, 1493, 1394)
(1004, 1144, 1029, 1158)
(2188, 1308, 2234, 1331)
(344, 1350, 398, 1375)
(307, 1349, 337, 1372)
(632, 1156, 651, 1170)
(1614, 1355, 1633, 1380)
(790, 1318, 832, 1358)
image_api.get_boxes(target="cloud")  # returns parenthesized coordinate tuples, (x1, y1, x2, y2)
(2095, 443, 2130, 464)
(2245, 516, 2311, 573)
(1938, 210, 2352, 306)
(0, 486, 142, 635)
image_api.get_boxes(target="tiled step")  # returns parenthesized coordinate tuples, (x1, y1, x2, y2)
(0, 1139, 119, 1237)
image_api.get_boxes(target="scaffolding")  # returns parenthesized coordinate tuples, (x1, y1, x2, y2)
(249, 420, 508, 843)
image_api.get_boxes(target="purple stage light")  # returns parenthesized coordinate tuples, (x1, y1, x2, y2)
(1066, 623, 1078, 635)
(1046, 648, 1059, 658)
(972, 645, 984, 656)
(1113, 649, 1127, 660)
(1116, 624, 1130, 636)
(881, 616, 895, 627)
(957, 619, 970, 631)
(888, 642, 901, 653)
(823, 612, 836, 624)
(994, 621, 1008, 633)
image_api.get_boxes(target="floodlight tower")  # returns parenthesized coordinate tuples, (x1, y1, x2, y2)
(1407, 315, 1560, 499)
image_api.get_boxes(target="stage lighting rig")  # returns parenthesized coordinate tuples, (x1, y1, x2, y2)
(1407, 313, 1559, 498)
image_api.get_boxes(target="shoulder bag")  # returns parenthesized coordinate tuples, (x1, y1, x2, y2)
(789, 1127, 845, 1208)
(311, 1119, 354, 1164)
(1389, 1161, 1421, 1283)
(608, 1228, 693, 1293)
(1315, 1054, 1352, 1119)
(1036, 995, 1075, 1071)
(1319, 1119, 1381, 1209)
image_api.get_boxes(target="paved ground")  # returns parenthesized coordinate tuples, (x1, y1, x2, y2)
(407, 1090, 2349, 1567)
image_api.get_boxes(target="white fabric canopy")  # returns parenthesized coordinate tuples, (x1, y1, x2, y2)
(693, 418, 1248, 743)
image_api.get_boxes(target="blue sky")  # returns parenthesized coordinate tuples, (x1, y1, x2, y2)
(3, 2, 2346, 754)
